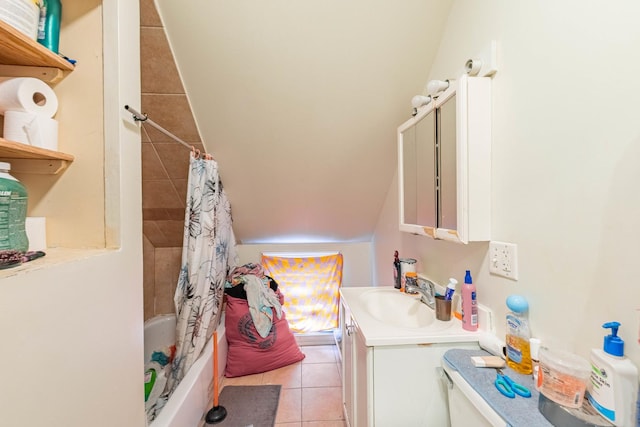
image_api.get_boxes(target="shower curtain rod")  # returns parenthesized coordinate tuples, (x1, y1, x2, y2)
(124, 105, 209, 157)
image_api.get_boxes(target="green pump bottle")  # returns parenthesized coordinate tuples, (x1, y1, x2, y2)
(37, 0, 62, 54)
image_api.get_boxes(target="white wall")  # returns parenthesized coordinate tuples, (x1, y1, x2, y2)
(237, 242, 373, 286)
(153, 0, 453, 244)
(374, 0, 640, 370)
(0, 1, 145, 425)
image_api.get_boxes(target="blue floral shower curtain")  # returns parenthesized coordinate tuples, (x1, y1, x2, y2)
(168, 152, 238, 394)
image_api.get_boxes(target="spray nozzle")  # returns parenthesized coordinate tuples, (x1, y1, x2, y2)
(464, 270, 472, 284)
(602, 321, 624, 357)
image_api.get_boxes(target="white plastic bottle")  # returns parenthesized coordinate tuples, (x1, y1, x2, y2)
(586, 322, 638, 426)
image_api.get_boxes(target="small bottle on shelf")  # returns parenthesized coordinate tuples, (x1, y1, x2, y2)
(37, 0, 62, 54)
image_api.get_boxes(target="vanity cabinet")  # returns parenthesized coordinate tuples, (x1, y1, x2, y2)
(340, 298, 478, 426)
(398, 74, 491, 244)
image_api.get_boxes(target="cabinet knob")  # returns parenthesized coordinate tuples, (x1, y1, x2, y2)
(346, 324, 355, 336)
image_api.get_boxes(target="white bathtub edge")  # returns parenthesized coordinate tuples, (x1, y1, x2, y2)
(148, 314, 227, 427)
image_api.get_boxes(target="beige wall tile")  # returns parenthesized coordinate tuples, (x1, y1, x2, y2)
(143, 220, 167, 247)
(154, 220, 184, 247)
(166, 208, 185, 220)
(141, 94, 201, 143)
(143, 208, 170, 221)
(141, 124, 151, 143)
(143, 235, 155, 320)
(142, 180, 184, 209)
(154, 247, 182, 315)
(140, 6, 202, 318)
(154, 142, 193, 179)
(173, 178, 189, 204)
(140, 27, 184, 94)
(142, 143, 169, 180)
(140, 0, 162, 28)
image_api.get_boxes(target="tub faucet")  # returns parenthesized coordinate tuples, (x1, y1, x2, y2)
(405, 279, 436, 310)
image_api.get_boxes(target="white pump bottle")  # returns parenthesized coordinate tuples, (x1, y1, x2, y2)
(586, 322, 638, 426)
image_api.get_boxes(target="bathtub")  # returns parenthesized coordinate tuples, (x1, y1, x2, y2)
(144, 313, 227, 427)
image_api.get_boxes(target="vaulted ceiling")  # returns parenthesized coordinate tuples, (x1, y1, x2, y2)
(153, 0, 453, 244)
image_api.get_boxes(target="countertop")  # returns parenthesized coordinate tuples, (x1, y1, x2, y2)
(340, 286, 484, 347)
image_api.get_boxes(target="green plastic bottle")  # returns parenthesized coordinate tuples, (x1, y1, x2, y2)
(0, 162, 29, 252)
(37, 0, 62, 54)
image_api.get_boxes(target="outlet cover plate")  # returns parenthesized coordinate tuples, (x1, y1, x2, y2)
(489, 241, 518, 280)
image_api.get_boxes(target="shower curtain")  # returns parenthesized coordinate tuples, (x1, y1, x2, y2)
(168, 152, 238, 394)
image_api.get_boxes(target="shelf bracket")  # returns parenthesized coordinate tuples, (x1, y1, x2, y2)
(0, 64, 65, 84)
(4, 158, 70, 174)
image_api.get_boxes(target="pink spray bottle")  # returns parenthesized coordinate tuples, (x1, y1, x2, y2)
(461, 270, 478, 331)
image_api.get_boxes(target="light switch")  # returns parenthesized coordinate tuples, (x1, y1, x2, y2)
(489, 241, 518, 280)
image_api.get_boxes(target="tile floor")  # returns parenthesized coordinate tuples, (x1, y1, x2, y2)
(220, 344, 347, 427)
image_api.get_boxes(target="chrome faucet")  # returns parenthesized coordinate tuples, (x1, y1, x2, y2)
(405, 278, 436, 310)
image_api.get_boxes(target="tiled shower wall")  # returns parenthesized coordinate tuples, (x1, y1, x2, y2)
(140, 0, 205, 320)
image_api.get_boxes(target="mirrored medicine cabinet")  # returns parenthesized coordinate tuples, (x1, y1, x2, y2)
(397, 74, 491, 244)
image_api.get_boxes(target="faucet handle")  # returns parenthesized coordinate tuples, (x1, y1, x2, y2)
(417, 277, 435, 291)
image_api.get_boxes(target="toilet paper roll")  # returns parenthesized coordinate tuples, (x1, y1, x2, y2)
(3, 110, 58, 151)
(25, 217, 46, 251)
(0, 77, 58, 118)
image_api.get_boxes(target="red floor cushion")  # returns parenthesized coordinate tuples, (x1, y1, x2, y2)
(224, 291, 305, 377)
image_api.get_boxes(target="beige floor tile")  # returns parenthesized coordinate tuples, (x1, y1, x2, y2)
(333, 345, 342, 361)
(263, 362, 302, 389)
(302, 421, 348, 427)
(301, 345, 338, 364)
(221, 372, 264, 387)
(275, 423, 302, 427)
(275, 387, 302, 424)
(301, 363, 341, 388)
(301, 387, 344, 422)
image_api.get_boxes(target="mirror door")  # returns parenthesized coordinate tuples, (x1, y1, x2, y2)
(398, 74, 491, 243)
(398, 105, 436, 235)
(437, 92, 457, 231)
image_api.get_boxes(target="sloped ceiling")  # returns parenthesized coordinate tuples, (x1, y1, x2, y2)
(154, 0, 452, 244)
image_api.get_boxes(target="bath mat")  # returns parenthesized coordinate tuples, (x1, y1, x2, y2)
(207, 385, 281, 427)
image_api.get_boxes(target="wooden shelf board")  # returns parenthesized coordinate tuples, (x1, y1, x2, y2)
(0, 138, 74, 161)
(0, 20, 74, 72)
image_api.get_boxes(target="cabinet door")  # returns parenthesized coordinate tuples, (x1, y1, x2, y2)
(354, 325, 370, 427)
(438, 92, 458, 231)
(398, 104, 437, 236)
(342, 310, 355, 426)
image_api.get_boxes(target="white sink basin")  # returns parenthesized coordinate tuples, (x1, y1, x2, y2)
(361, 288, 435, 328)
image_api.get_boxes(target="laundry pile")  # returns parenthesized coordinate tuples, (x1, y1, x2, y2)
(226, 263, 282, 337)
(223, 263, 305, 377)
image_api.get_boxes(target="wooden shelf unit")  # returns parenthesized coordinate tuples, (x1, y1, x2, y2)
(0, 19, 75, 173)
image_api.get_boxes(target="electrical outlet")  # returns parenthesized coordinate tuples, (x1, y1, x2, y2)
(489, 241, 518, 280)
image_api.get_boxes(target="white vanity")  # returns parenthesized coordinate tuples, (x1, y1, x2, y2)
(339, 287, 482, 427)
